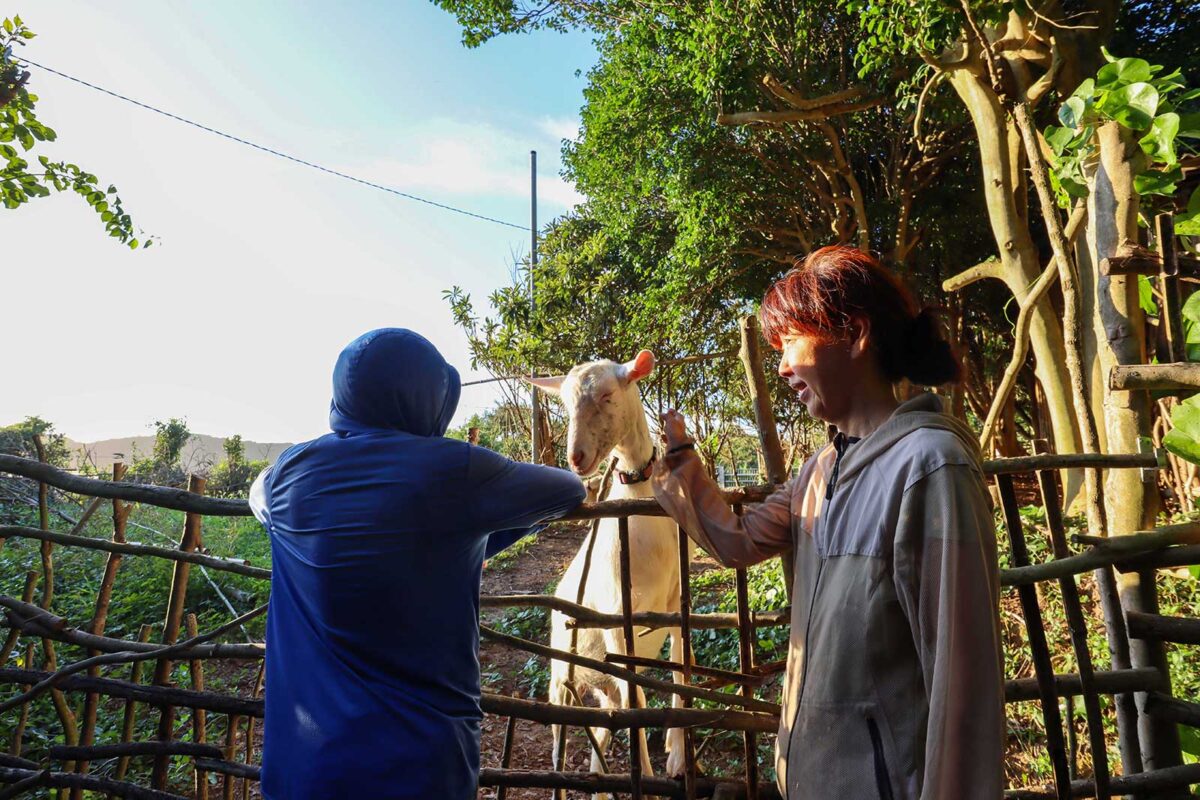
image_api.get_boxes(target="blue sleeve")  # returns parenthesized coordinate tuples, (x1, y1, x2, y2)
(466, 445, 586, 533)
(484, 523, 548, 559)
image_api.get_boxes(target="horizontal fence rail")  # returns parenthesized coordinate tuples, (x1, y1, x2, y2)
(0, 451, 1164, 519)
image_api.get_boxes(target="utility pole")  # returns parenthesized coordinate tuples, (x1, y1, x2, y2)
(529, 150, 543, 464)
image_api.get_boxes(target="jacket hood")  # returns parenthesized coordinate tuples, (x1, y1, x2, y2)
(835, 393, 980, 485)
(328, 328, 461, 437)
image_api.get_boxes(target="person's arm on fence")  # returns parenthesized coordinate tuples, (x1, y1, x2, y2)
(650, 410, 794, 569)
(893, 463, 1005, 800)
(467, 445, 585, 554)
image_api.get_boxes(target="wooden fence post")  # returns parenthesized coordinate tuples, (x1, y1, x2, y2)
(738, 316, 793, 600)
(1033, 443, 1110, 800)
(32, 435, 78, 800)
(187, 613, 210, 800)
(677, 524, 698, 800)
(152, 473, 206, 790)
(618, 517, 644, 800)
(73, 461, 131, 799)
(996, 474, 1071, 800)
(116, 624, 156, 781)
(733, 505, 759, 800)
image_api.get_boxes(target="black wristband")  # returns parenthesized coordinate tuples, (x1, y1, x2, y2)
(667, 442, 695, 456)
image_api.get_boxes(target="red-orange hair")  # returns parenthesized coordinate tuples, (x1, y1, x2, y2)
(759, 245, 961, 385)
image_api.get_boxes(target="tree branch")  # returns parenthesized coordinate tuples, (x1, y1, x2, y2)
(715, 98, 881, 126)
(942, 258, 1005, 292)
(978, 204, 1087, 451)
(760, 75, 868, 111)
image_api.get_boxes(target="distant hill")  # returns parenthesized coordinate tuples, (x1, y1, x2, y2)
(64, 434, 294, 472)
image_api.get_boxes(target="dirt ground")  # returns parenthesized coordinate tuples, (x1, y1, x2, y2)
(476, 523, 762, 800)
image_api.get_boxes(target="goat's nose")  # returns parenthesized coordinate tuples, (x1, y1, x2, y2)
(571, 451, 586, 468)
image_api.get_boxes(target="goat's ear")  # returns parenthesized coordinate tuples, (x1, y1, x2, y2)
(620, 350, 656, 385)
(525, 375, 565, 396)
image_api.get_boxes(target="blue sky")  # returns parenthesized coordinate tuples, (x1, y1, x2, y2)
(3, 1, 598, 444)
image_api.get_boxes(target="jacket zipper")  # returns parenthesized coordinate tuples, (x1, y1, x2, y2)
(867, 717, 895, 800)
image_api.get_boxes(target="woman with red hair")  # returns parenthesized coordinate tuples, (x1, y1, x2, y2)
(653, 246, 1003, 799)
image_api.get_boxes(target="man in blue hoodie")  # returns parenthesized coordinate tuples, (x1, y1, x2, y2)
(248, 328, 585, 799)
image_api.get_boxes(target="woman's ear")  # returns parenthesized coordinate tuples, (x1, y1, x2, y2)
(848, 314, 872, 359)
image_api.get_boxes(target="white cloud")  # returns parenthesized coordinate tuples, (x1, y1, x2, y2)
(348, 118, 584, 214)
(538, 115, 581, 144)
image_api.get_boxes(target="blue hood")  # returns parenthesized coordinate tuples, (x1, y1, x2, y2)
(328, 328, 461, 437)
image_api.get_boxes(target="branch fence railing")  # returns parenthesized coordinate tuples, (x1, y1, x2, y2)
(1, 446, 1199, 799)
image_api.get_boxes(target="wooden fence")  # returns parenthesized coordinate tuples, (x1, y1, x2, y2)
(1, 446, 1200, 799)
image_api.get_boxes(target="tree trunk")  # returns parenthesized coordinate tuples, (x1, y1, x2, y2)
(947, 68, 1083, 499)
(1086, 121, 1184, 783)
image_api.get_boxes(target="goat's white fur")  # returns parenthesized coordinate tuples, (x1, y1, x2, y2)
(530, 350, 693, 784)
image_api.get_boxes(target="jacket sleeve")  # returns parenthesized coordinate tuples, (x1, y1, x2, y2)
(466, 445, 586, 535)
(650, 448, 794, 569)
(893, 463, 1005, 800)
(484, 524, 547, 559)
(248, 468, 272, 530)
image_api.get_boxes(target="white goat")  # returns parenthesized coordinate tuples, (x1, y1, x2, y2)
(530, 350, 693, 781)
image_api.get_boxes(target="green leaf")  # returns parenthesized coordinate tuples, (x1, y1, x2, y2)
(1165, 395, 1200, 465)
(1044, 125, 1073, 155)
(1179, 88, 1200, 102)
(1100, 46, 1117, 64)
(1096, 57, 1152, 90)
(1139, 113, 1181, 164)
(1134, 165, 1180, 197)
(1138, 275, 1158, 316)
(1099, 82, 1160, 130)
(1059, 97, 1088, 129)
(1176, 187, 1200, 236)
(2, 19, 13, 35)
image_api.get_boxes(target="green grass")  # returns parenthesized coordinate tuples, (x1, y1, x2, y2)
(0, 494, 271, 793)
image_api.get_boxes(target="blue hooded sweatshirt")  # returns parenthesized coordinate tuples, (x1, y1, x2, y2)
(249, 328, 585, 799)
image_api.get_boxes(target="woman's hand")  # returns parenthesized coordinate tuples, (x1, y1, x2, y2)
(659, 409, 693, 452)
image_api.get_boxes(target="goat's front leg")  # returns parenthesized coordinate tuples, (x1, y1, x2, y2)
(664, 626, 690, 778)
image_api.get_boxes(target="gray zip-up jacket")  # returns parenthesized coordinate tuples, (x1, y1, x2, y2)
(652, 394, 1004, 799)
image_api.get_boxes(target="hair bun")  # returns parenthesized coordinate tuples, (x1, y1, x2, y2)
(901, 308, 962, 386)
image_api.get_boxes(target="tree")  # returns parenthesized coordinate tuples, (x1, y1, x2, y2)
(0, 415, 69, 466)
(436, 0, 988, 470)
(1, 15, 150, 247)
(207, 434, 268, 498)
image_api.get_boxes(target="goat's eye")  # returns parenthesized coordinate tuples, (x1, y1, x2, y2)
(600, 393, 613, 403)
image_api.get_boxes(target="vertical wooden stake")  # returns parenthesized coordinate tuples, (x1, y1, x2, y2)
(8, 642, 35, 758)
(187, 613, 210, 800)
(223, 714, 241, 800)
(242, 661, 265, 800)
(1033, 443, 1110, 799)
(996, 475, 1071, 799)
(116, 624, 156, 781)
(153, 474, 206, 790)
(1157, 214, 1184, 363)
(74, 462, 130, 797)
(734, 506, 759, 800)
(495, 716, 517, 800)
(618, 517, 644, 800)
(32, 435, 77, 798)
(676, 525, 697, 800)
(738, 316, 793, 601)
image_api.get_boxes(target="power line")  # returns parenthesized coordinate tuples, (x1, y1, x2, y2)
(17, 57, 527, 231)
